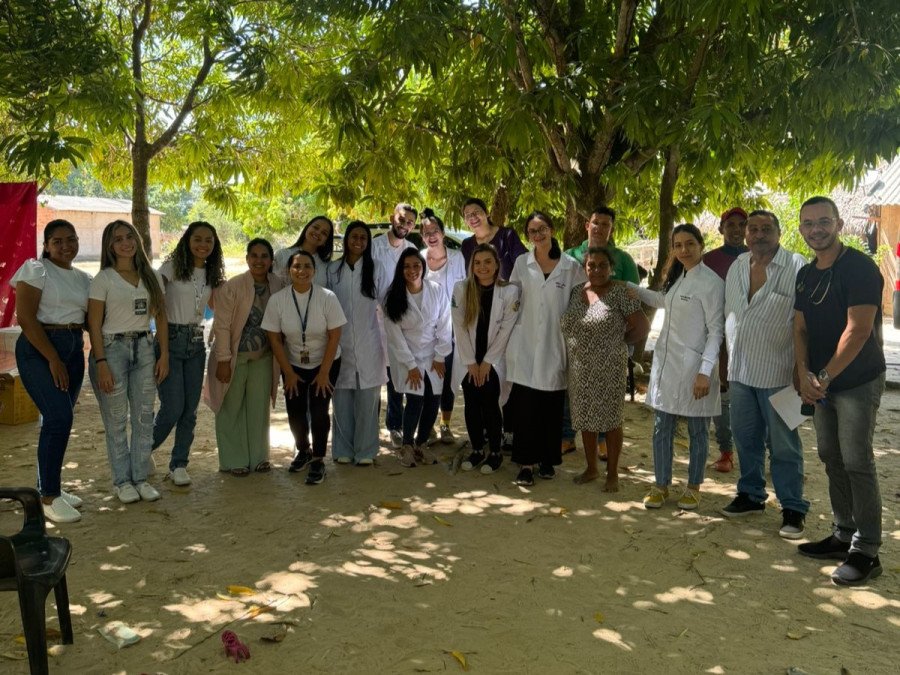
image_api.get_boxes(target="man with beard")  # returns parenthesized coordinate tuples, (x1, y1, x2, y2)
(794, 196, 886, 586)
(371, 203, 418, 448)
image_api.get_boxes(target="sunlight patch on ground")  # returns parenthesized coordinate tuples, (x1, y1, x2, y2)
(725, 549, 750, 560)
(705, 667, 726, 674)
(815, 602, 846, 618)
(770, 563, 799, 572)
(163, 597, 247, 623)
(183, 543, 208, 554)
(552, 566, 574, 578)
(655, 586, 714, 605)
(592, 628, 633, 651)
(99, 563, 132, 571)
(258, 569, 317, 597)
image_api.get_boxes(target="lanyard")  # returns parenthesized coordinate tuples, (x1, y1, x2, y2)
(192, 270, 207, 322)
(290, 286, 313, 347)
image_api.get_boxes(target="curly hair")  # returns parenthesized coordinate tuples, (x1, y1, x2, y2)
(164, 221, 225, 288)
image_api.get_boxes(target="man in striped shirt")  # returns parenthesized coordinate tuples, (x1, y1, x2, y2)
(719, 210, 810, 540)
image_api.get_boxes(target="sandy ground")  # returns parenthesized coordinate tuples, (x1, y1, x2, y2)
(0, 373, 897, 675)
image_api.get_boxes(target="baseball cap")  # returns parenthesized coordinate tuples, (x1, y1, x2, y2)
(720, 207, 748, 223)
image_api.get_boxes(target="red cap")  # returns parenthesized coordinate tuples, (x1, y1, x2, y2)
(720, 207, 748, 223)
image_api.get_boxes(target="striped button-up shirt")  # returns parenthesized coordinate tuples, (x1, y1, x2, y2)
(724, 246, 807, 388)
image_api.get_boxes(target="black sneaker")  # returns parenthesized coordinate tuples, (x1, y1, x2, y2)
(720, 492, 765, 518)
(289, 450, 312, 473)
(480, 452, 503, 475)
(798, 535, 851, 560)
(515, 466, 534, 486)
(461, 450, 485, 472)
(778, 509, 805, 540)
(537, 463, 556, 480)
(305, 459, 326, 485)
(831, 552, 882, 586)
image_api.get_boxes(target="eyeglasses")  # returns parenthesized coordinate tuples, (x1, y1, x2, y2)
(800, 218, 835, 229)
(463, 210, 485, 221)
(527, 224, 550, 237)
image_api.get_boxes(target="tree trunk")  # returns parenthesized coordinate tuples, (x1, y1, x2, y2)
(653, 144, 680, 289)
(564, 173, 607, 248)
(131, 142, 153, 259)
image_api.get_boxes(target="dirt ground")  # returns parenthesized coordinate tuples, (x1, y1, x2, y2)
(0, 381, 897, 674)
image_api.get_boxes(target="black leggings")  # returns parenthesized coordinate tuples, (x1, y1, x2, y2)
(510, 384, 565, 466)
(461, 367, 502, 453)
(284, 359, 341, 458)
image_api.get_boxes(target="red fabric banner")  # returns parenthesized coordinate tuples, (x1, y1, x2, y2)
(0, 182, 38, 327)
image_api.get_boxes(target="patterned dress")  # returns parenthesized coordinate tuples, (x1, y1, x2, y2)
(561, 283, 641, 432)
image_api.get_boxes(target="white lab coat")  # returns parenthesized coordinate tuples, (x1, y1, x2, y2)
(630, 262, 724, 417)
(422, 247, 467, 305)
(325, 258, 389, 390)
(450, 281, 520, 394)
(385, 280, 453, 395)
(505, 252, 587, 391)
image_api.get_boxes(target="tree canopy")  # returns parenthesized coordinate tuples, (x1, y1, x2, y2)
(1, 1, 898, 265)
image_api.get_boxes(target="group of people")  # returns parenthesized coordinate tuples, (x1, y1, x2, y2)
(11, 195, 886, 587)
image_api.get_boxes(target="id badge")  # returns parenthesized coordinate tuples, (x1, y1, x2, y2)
(191, 325, 205, 343)
(134, 298, 148, 315)
(300, 347, 310, 365)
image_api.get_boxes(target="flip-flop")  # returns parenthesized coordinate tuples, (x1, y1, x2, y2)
(230, 467, 250, 477)
(254, 461, 272, 473)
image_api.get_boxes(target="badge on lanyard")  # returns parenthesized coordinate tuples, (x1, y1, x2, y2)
(291, 287, 313, 365)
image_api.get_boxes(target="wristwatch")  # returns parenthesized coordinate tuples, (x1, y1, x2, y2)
(817, 368, 831, 385)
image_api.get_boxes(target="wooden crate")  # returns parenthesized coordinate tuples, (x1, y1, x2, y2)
(0, 369, 39, 425)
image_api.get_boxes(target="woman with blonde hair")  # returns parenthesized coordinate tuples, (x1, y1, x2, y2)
(451, 244, 520, 474)
(87, 220, 168, 503)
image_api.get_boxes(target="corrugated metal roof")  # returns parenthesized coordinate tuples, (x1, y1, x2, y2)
(38, 195, 164, 216)
(867, 155, 900, 206)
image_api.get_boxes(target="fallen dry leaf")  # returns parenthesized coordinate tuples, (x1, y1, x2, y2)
(594, 612, 605, 624)
(786, 631, 807, 640)
(379, 500, 404, 510)
(447, 650, 469, 671)
(432, 515, 453, 527)
(227, 585, 255, 596)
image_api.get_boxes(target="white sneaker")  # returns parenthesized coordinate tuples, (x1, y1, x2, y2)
(335, 456, 352, 465)
(115, 483, 140, 504)
(60, 490, 83, 508)
(171, 467, 192, 486)
(43, 497, 82, 523)
(389, 430, 403, 449)
(135, 482, 161, 501)
(356, 458, 374, 466)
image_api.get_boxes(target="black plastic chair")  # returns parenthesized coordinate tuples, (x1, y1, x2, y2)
(0, 487, 73, 675)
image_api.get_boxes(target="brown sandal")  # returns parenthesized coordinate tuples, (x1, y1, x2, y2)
(230, 467, 250, 477)
(254, 461, 272, 473)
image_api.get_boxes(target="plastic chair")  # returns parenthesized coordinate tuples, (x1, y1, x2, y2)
(0, 487, 73, 675)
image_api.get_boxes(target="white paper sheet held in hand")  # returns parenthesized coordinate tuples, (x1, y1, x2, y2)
(768, 385, 810, 430)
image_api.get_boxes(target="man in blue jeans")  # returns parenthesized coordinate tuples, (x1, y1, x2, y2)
(794, 196, 886, 586)
(719, 210, 809, 539)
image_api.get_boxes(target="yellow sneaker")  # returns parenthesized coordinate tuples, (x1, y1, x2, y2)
(677, 488, 700, 510)
(643, 486, 669, 509)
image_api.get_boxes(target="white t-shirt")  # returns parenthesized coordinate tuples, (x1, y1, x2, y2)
(158, 260, 212, 325)
(261, 285, 347, 368)
(371, 234, 415, 280)
(10, 258, 91, 324)
(89, 268, 165, 335)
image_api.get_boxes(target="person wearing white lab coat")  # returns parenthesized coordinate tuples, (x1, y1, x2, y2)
(628, 223, 724, 511)
(506, 211, 587, 486)
(421, 207, 467, 443)
(451, 243, 520, 475)
(384, 248, 452, 468)
(325, 221, 389, 466)
(273, 215, 334, 287)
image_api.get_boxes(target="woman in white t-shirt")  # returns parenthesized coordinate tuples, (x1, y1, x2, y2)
(12, 219, 92, 523)
(152, 221, 225, 487)
(263, 249, 346, 485)
(87, 220, 169, 505)
(420, 208, 466, 444)
(383, 248, 452, 468)
(274, 215, 335, 286)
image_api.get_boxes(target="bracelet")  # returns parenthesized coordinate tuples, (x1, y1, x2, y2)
(95, 357, 107, 363)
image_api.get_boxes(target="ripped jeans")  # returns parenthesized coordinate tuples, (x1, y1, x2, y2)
(89, 333, 157, 487)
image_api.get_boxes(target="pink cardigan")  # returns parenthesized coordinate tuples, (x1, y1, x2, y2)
(203, 270, 285, 413)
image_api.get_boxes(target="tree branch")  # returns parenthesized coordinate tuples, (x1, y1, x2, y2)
(131, 0, 152, 145)
(149, 36, 217, 158)
(614, 0, 639, 60)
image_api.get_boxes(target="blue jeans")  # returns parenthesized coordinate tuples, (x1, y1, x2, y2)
(711, 387, 732, 452)
(333, 378, 381, 462)
(652, 411, 709, 487)
(402, 376, 440, 446)
(385, 367, 403, 432)
(730, 381, 808, 513)
(89, 333, 157, 487)
(153, 324, 205, 470)
(16, 330, 85, 498)
(814, 374, 884, 557)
